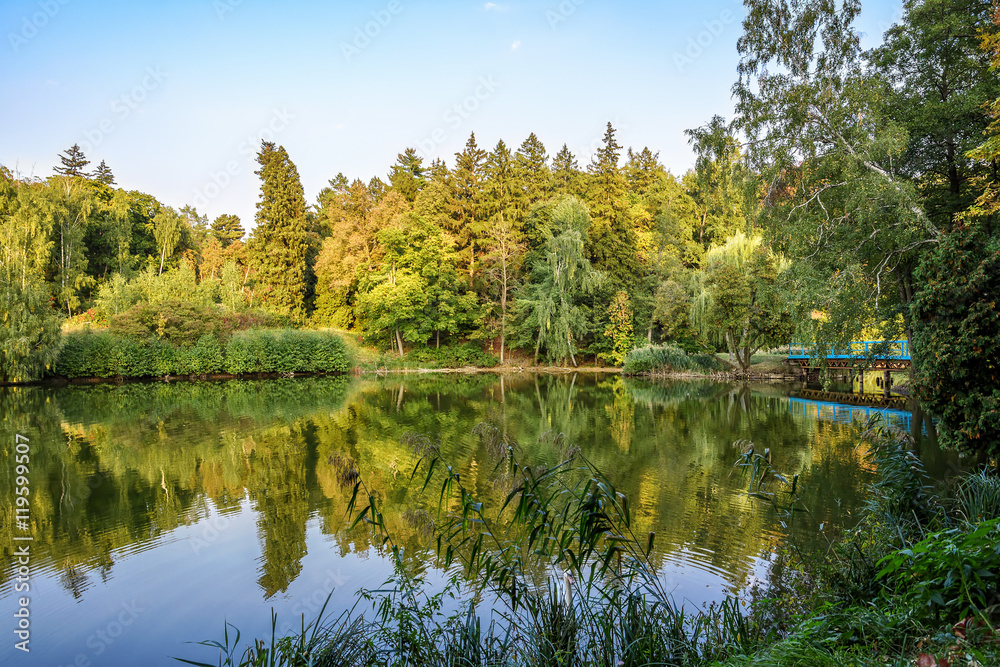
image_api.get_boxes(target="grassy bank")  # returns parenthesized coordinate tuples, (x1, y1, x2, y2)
(178, 420, 999, 666)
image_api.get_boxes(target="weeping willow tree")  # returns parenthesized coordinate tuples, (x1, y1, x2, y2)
(691, 232, 796, 371)
(514, 197, 604, 366)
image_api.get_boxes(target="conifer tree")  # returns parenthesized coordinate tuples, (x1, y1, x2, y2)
(428, 158, 451, 185)
(552, 144, 580, 195)
(449, 132, 488, 272)
(585, 123, 641, 291)
(93, 159, 116, 186)
(387, 148, 426, 202)
(624, 147, 665, 197)
(483, 140, 516, 226)
(514, 133, 551, 209)
(368, 177, 388, 203)
(249, 141, 311, 320)
(54, 144, 90, 177)
(211, 214, 244, 247)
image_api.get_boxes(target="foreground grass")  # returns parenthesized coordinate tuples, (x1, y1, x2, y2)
(178, 422, 1000, 667)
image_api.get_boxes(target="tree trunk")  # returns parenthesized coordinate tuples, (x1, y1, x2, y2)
(395, 328, 404, 357)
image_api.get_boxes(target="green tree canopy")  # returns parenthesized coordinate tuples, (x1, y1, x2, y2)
(693, 232, 796, 371)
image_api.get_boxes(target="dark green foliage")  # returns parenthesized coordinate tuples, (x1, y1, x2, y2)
(387, 147, 426, 203)
(57, 331, 157, 378)
(869, 0, 999, 228)
(912, 222, 1000, 460)
(189, 333, 224, 375)
(621, 344, 727, 375)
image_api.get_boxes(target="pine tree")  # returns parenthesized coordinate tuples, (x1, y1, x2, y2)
(211, 214, 244, 247)
(249, 141, 311, 320)
(93, 159, 116, 185)
(54, 144, 90, 177)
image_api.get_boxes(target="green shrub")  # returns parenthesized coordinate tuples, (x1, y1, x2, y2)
(621, 344, 726, 375)
(58, 329, 349, 378)
(223, 329, 350, 375)
(189, 334, 224, 375)
(404, 343, 498, 368)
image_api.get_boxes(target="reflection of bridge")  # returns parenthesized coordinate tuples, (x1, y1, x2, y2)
(792, 388, 908, 409)
(787, 341, 911, 370)
(789, 395, 919, 434)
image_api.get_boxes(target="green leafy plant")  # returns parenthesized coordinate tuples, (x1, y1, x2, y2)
(878, 518, 1000, 625)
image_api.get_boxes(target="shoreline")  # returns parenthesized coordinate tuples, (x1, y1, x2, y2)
(2, 366, 811, 387)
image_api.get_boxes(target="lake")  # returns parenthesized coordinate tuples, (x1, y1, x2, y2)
(0, 373, 949, 666)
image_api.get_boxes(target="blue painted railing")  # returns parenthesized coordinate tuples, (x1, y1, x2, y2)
(787, 340, 910, 360)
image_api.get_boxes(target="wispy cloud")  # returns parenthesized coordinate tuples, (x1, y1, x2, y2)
(511, 40, 521, 51)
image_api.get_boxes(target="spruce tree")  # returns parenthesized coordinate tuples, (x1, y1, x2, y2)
(624, 147, 664, 196)
(93, 159, 116, 185)
(585, 123, 641, 291)
(552, 144, 580, 195)
(483, 139, 516, 226)
(514, 133, 551, 207)
(368, 176, 388, 203)
(54, 144, 90, 177)
(387, 148, 426, 202)
(250, 141, 311, 320)
(449, 132, 488, 272)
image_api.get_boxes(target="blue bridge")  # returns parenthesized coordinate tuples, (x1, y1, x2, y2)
(787, 340, 911, 370)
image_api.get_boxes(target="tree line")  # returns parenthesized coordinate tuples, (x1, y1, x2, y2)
(2, 0, 998, 457)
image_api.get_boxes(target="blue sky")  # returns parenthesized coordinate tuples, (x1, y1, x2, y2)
(1, 0, 904, 229)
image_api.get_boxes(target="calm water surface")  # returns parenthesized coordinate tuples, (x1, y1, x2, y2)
(0, 373, 948, 666)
